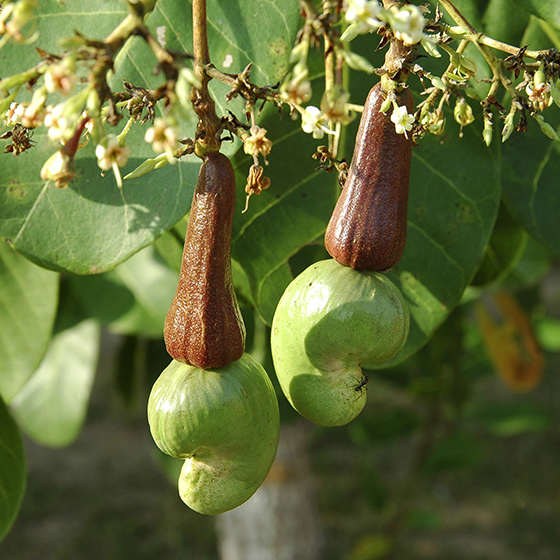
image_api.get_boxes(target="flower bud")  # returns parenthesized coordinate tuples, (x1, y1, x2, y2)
(341, 50, 374, 74)
(534, 114, 560, 142)
(453, 97, 474, 127)
(501, 112, 515, 143)
(483, 120, 493, 146)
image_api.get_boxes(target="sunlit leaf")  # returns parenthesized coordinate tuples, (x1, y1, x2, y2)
(0, 242, 58, 402)
(10, 319, 101, 447)
(0, 0, 301, 273)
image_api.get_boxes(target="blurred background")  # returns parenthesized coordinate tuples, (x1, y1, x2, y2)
(2, 260, 559, 560)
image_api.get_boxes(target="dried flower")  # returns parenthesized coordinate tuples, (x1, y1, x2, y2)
(244, 125, 272, 160)
(243, 164, 271, 213)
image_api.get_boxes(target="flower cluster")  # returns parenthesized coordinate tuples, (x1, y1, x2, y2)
(341, 0, 428, 47)
(0, 0, 39, 46)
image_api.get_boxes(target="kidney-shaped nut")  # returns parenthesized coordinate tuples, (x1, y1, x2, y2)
(325, 83, 414, 271)
(164, 151, 245, 369)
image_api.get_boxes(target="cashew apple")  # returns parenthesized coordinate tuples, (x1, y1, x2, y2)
(148, 352, 280, 515)
(271, 259, 410, 426)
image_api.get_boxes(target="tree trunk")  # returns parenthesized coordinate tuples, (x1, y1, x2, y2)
(216, 422, 325, 560)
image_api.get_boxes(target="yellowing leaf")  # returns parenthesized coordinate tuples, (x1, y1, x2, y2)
(475, 292, 544, 391)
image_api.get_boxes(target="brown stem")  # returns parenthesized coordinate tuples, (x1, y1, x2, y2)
(191, 0, 222, 155)
(379, 0, 411, 85)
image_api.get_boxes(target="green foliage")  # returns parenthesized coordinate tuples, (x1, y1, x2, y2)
(0, 396, 26, 542)
(10, 319, 100, 447)
(0, 243, 58, 401)
(0, 0, 559, 545)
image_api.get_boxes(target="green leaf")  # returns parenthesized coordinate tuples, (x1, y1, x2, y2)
(501, 234, 552, 288)
(0, 242, 59, 402)
(512, 0, 560, 29)
(69, 244, 178, 338)
(231, 32, 500, 364)
(0, 396, 26, 543)
(235, 102, 500, 363)
(10, 319, 100, 447)
(535, 315, 560, 352)
(0, 0, 301, 273)
(471, 202, 528, 287)
(386, 119, 500, 363)
(482, 0, 532, 45)
(231, 123, 338, 324)
(501, 107, 560, 260)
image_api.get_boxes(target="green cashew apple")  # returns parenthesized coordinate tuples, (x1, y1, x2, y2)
(148, 352, 280, 515)
(271, 259, 409, 427)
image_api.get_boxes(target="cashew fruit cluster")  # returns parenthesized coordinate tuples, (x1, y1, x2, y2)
(271, 259, 410, 427)
(150, 151, 279, 514)
(148, 353, 280, 515)
(271, 81, 413, 426)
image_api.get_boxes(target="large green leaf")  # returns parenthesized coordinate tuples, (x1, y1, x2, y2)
(498, 17, 560, 260)
(0, 0, 301, 273)
(0, 396, 26, 543)
(0, 242, 58, 402)
(513, 0, 560, 28)
(231, 123, 339, 324)
(68, 244, 178, 337)
(10, 319, 100, 448)
(501, 113, 560, 259)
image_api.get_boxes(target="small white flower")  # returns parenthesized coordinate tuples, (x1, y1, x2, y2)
(5, 102, 25, 125)
(391, 5, 426, 46)
(390, 104, 415, 137)
(344, 0, 383, 33)
(145, 117, 179, 162)
(44, 62, 77, 95)
(301, 106, 327, 139)
(526, 81, 552, 111)
(44, 104, 71, 141)
(96, 134, 131, 188)
(96, 135, 130, 170)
